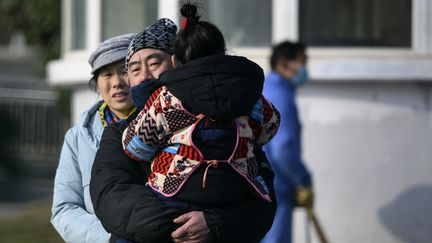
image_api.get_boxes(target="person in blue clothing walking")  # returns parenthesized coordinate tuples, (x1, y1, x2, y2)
(261, 41, 314, 243)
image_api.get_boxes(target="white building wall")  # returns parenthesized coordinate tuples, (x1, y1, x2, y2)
(71, 86, 98, 125)
(291, 82, 432, 243)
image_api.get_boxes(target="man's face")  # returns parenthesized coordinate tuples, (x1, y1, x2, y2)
(127, 48, 173, 87)
(277, 50, 308, 80)
(296, 50, 308, 66)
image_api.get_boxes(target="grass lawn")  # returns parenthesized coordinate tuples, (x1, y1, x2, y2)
(0, 199, 62, 243)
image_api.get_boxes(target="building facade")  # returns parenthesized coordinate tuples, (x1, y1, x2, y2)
(48, 0, 432, 242)
(0, 30, 68, 178)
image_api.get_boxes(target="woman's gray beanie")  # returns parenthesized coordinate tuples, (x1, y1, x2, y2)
(88, 33, 135, 74)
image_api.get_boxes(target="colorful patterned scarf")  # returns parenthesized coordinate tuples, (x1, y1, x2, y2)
(99, 102, 136, 127)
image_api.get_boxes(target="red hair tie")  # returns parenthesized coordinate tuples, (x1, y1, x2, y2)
(181, 17, 188, 30)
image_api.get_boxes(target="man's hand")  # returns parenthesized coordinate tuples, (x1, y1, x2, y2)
(171, 211, 210, 243)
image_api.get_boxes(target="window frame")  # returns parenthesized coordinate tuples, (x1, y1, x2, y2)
(63, 0, 101, 59)
(266, 0, 432, 81)
(208, 0, 432, 81)
(52, 0, 432, 84)
(50, 0, 174, 85)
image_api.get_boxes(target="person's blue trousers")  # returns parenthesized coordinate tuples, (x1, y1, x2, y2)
(261, 177, 294, 243)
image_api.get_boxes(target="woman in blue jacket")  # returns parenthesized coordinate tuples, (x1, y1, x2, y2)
(51, 33, 136, 243)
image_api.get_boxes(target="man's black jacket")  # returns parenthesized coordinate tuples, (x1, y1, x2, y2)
(90, 55, 277, 243)
(90, 120, 275, 243)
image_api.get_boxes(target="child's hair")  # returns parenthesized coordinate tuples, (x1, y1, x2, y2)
(270, 41, 306, 70)
(174, 3, 226, 64)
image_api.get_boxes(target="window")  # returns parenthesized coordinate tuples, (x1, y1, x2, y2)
(102, 0, 158, 40)
(300, 0, 411, 47)
(199, 0, 271, 47)
(71, 0, 86, 50)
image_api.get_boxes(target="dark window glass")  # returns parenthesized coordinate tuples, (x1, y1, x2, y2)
(71, 0, 86, 50)
(102, 0, 158, 40)
(199, 0, 271, 47)
(300, 0, 411, 47)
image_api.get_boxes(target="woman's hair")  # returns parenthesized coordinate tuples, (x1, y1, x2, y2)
(174, 3, 226, 64)
(88, 72, 98, 92)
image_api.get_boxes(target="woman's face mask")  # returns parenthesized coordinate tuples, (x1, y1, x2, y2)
(292, 64, 309, 86)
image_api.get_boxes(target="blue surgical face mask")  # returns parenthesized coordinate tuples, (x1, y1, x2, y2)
(292, 65, 309, 86)
(130, 79, 159, 110)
